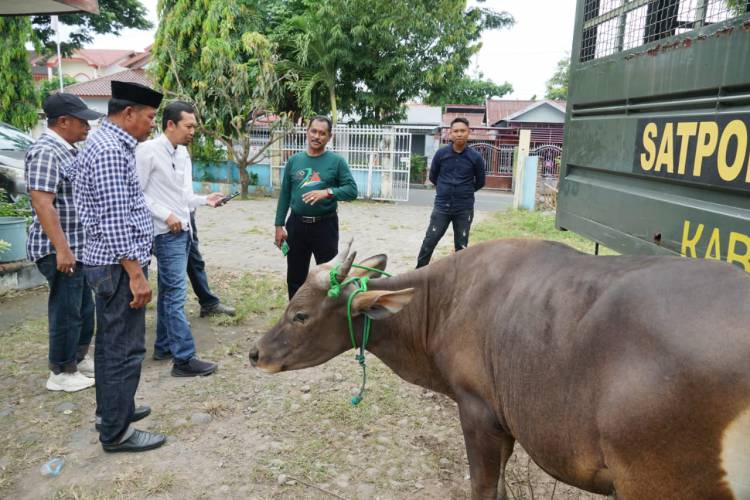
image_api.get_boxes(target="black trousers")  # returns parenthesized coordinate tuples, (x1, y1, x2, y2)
(285, 213, 339, 299)
(84, 264, 147, 444)
(186, 211, 220, 309)
(416, 208, 474, 268)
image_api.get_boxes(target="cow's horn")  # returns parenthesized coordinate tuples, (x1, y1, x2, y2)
(331, 238, 353, 267)
(336, 250, 357, 283)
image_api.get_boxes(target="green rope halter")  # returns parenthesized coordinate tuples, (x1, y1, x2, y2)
(327, 263, 392, 405)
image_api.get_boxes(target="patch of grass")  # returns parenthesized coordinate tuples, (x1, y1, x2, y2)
(472, 209, 616, 255)
(241, 227, 265, 236)
(211, 273, 286, 326)
(53, 469, 176, 499)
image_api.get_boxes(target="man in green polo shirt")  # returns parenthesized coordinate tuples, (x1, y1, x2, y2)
(274, 116, 358, 298)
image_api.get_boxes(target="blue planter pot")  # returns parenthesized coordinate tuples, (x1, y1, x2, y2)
(0, 217, 27, 262)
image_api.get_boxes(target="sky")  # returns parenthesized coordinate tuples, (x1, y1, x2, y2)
(71, 0, 577, 100)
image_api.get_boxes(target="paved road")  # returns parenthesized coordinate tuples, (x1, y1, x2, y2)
(398, 186, 513, 213)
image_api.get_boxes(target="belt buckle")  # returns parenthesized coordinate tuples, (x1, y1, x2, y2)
(301, 215, 318, 223)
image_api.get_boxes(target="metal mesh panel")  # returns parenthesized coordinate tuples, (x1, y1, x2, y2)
(268, 125, 412, 202)
(579, 0, 749, 62)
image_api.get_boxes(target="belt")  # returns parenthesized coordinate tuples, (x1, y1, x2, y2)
(293, 212, 337, 223)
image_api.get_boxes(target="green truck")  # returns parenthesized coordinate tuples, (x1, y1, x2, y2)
(556, 0, 750, 273)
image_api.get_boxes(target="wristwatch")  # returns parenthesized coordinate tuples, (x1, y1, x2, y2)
(326, 188, 334, 198)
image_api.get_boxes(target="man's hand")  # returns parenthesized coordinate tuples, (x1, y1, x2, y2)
(128, 273, 152, 309)
(301, 189, 330, 205)
(165, 213, 182, 233)
(274, 226, 287, 248)
(206, 192, 224, 207)
(56, 248, 77, 276)
(120, 259, 152, 309)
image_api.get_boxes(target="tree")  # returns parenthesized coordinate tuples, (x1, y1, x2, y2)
(39, 76, 78, 102)
(0, 17, 39, 130)
(273, 0, 514, 123)
(152, 0, 292, 198)
(276, 6, 350, 125)
(0, 2, 151, 130)
(545, 55, 569, 101)
(425, 74, 513, 106)
(31, 0, 152, 55)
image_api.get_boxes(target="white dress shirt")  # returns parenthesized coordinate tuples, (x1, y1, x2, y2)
(135, 134, 207, 236)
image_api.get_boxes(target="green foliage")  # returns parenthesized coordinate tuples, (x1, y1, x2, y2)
(409, 154, 428, 183)
(271, 0, 514, 123)
(545, 55, 569, 101)
(0, 17, 39, 131)
(151, 0, 292, 198)
(425, 73, 513, 106)
(38, 76, 78, 103)
(31, 0, 152, 55)
(189, 134, 227, 162)
(0, 189, 32, 225)
(726, 0, 750, 15)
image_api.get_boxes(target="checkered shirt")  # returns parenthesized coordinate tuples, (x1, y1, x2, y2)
(24, 132, 83, 262)
(72, 120, 154, 265)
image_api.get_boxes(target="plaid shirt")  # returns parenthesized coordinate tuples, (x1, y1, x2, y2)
(24, 131, 83, 262)
(72, 120, 153, 266)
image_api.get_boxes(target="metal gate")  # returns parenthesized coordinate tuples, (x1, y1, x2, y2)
(531, 144, 563, 178)
(271, 125, 412, 202)
(469, 142, 515, 190)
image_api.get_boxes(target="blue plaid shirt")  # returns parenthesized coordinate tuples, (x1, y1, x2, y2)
(24, 131, 84, 262)
(71, 120, 153, 266)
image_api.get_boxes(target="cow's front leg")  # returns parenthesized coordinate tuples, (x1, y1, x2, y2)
(458, 395, 515, 500)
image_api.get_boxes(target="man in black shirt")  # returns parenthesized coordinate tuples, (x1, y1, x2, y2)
(416, 117, 485, 268)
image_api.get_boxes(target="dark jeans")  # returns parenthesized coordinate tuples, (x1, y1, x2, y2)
(416, 208, 474, 268)
(84, 263, 147, 444)
(154, 230, 196, 362)
(36, 254, 95, 374)
(285, 213, 339, 299)
(187, 211, 220, 309)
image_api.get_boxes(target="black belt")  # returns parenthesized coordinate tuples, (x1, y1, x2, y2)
(292, 212, 337, 223)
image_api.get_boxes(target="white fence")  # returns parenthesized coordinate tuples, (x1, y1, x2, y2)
(268, 125, 413, 202)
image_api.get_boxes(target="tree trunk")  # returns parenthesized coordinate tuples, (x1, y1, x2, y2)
(238, 161, 250, 199)
(329, 85, 338, 127)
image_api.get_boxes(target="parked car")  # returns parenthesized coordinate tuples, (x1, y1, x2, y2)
(0, 122, 33, 202)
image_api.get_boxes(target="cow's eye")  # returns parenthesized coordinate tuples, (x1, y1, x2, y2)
(293, 312, 308, 323)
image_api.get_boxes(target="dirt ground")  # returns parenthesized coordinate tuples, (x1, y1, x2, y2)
(0, 198, 605, 499)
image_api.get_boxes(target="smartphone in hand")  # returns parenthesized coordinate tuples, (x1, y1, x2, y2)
(218, 191, 241, 206)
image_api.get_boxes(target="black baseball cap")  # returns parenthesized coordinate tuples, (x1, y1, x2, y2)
(43, 93, 104, 121)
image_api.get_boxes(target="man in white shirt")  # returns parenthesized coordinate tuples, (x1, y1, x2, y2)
(136, 101, 223, 377)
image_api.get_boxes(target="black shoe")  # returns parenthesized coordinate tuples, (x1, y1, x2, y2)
(171, 357, 218, 377)
(200, 303, 236, 318)
(95, 405, 151, 432)
(102, 429, 166, 453)
(153, 350, 173, 361)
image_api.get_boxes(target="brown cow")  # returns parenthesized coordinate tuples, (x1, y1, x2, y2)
(249, 239, 750, 499)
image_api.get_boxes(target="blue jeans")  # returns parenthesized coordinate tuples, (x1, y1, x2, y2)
(416, 209, 474, 268)
(154, 231, 196, 362)
(187, 211, 220, 309)
(36, 254, 95, 374)
(84, 263, 147, 444)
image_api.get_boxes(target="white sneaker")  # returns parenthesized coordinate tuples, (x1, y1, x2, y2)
(46, 371, 95, 392)
(77, 356, 95, 378)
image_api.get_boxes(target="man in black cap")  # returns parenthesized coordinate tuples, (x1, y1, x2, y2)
(72, 81, 166, 452)
(25, 93, 103, 393)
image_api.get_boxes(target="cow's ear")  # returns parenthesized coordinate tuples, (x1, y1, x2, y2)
(351, 288, 414, 320)
(349, 254, 388, 278)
